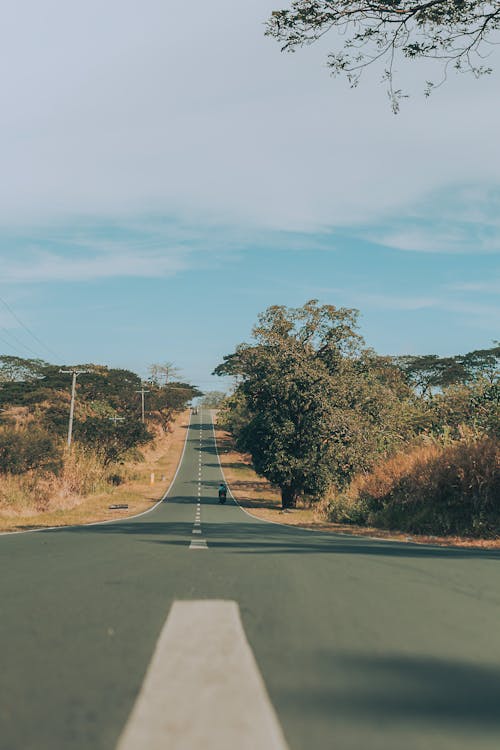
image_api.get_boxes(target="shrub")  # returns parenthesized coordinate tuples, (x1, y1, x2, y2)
(74, 417, 152, 464)
(328, 435, 500, 537)
(0, 427, 61, 475)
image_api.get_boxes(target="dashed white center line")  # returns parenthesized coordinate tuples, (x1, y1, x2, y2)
(189, 539, 208, 549)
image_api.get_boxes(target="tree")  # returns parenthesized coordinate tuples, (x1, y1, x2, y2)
(265, 0, 500, 110)
(394, 344, 500, 394)
(74, 418, 152, 465)
(215, 300, 412, 507)
(201, 391, 227, 408)
(148, 362, 180, 386)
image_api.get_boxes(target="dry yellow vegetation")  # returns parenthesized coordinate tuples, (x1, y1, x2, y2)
(0, 410, 190, 533)
(214, 424, 500, 550)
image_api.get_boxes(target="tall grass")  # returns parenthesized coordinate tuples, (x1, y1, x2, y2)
(0, 444, 109, 516)
(327, 435, 500, 537)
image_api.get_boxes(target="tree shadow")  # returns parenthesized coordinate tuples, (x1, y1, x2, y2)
(58, 518, 500, 560)
(196, 445, 218, 456)
(280, 650, 500, 731)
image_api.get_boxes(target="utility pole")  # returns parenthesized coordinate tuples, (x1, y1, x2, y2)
(59, 369, 91, 447)
(135, 385, 150, 424)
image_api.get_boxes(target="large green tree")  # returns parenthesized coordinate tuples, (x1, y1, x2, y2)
(215, 301, 413, 507)
(266, 0, 500, 110)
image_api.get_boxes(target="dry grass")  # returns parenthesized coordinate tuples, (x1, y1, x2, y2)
(0, 410, 190, 533)
(328, 435, 500, 539)
(215, 426, 500, 550)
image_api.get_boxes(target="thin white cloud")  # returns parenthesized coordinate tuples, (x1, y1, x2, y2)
(0, 1, 499, 232)
(449, 279, 500, 293)
(360, 184, 500, 254)
(1, 248, 189, 283)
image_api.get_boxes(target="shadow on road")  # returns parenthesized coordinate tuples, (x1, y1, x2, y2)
(59, 515, 500, 560)
(280, 650, 500, 731)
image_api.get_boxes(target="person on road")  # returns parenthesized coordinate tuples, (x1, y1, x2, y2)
(218, 482, 227, 504)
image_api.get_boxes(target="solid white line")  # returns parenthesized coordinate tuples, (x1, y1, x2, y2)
(0, 411, 193, 537)
(117, 601, 288, 750)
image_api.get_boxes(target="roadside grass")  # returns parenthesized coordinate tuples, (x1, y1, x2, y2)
(214, 425, 500, 550)
(0, 410, 190, 533)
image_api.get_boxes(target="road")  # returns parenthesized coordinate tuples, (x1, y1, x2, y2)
(2, 410, 500, 749)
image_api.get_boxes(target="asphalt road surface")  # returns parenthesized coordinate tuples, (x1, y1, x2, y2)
(2, 410, 500, 749)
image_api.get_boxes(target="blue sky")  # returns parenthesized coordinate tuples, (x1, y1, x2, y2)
(0, 1, 498, 393)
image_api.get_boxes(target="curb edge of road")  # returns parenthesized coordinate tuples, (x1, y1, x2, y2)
(0, 411, 193, 537)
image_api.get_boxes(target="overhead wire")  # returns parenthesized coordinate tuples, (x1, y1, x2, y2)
(0, 327, 43, 359)
(0, 293, 60, 361)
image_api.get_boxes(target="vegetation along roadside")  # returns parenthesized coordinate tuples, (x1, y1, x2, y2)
(0, 356, 199, 532)
(215, 301, 499, 547)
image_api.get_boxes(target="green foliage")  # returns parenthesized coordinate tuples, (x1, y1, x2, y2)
(216, 300, 412, 506)
(266, 0, 499, 110)
(0, 355, 200, 475)
(216, 300, 499, 530)
(0, 427, 61, 475)
(74, 418, 152, 465)
(200, 391, 226, 408)
(394, 345, 500, 394)
(217, 391, 251, 437)
(147, 382, 202, 420)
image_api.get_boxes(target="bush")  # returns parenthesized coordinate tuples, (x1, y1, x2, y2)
(328, 435, 500, 537)
(74, 417, 153, 464)
(0, 427, 61, 475)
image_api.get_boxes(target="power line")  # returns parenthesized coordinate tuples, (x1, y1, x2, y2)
(0, 326, 43, 360)
(0, 293, 60, 361)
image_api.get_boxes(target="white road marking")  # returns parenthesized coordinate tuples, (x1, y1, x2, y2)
(189, 539, 208, 549)
(192, 529, 202, 534)
(116, 601, 289, 750)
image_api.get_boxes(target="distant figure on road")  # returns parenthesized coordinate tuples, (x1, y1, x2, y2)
(218, 483, 227, 504)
